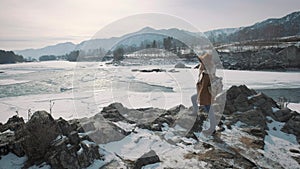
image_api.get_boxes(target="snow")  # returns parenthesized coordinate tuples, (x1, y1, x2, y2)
(272, 107, 280, 113)
(288, 103, 300, 113)
(100, 128, 207, 168)
(28, 163, 51, 169)
(85, 159, 106, 169)
(0, 61, 299, 123)
(142, 162, 161, 169)
(1, 129, 14, 134)
(0, 79, 30, 85)
(0, 61, 300, 168)
(77, 147, 83, 155)
(0, 153, 26, 169)
(0, 153, 51, 169)
(264, 116, 300, 168)
(112, 121, 136, 132)
(82, 139, 97, 146)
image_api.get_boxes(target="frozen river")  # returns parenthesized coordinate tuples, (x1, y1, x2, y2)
(0, 61, 299, 122)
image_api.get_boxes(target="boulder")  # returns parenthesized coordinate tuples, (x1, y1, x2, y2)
(133, 150, 160, 169)
(281, 113, 300, 143)
(46, 138, 102, 169)
(56, 117, 75, 136)
(101, 103, 135, 123)
(16, 111, 60, 165)
(229, 109, 267, 140)
(0, 110, 105, 168)
(273, 108, 293, 122)
(0, 115, 25, 133)
(68, 131, 80, 145)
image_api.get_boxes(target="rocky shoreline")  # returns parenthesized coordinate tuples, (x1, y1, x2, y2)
(219, 45, 300, 71)
(0, 85, 300, 168)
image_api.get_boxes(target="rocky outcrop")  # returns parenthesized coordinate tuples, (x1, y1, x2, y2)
(0, 115, 24, 133)
(0, 111, 103, 169)
(1, 85, 299, 168)
(223, 85, 299, 147)
(16, 111, 60, 165)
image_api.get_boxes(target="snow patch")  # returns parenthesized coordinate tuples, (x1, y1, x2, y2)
(1, 129, 14, 134)
(0, 153, 26, 169)
(112, 121, 136, 132)
(288, 103, 300, 113)
(272, 107, 280, 113)
(264, 116, 300, 168)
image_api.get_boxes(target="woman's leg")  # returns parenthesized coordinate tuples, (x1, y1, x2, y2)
(204, 105, 210, 113)
(191, 93, 198, 114)
(202, 105, 217, 136)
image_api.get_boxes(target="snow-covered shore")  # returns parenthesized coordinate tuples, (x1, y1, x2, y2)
(0, 85, 299, 168)
(0, 61, 299, 123)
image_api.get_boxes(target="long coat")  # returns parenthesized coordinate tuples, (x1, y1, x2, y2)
(197, 72, 212, 106)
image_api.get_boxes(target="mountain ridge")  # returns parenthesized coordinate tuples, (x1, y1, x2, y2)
(14, 11, 300, 59)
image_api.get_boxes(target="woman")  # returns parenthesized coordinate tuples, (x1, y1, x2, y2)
(191, 53, 217, 137)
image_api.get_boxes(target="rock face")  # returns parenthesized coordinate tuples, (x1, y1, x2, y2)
(0, 111, 103, 168)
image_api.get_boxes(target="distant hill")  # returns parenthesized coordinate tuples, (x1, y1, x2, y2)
(15, 11, 300, 59)
(0, 50, 24, 64)
(15, 27, 208, 59)
(206, 11, 300, 43)
(204, 27, 242, 43)
(15, 42, 76, 59)
(76, 26, 207, 51)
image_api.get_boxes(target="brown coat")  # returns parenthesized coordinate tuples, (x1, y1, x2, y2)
(197, 73, 211, 105)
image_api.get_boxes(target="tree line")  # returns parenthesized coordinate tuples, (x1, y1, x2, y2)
(0, 50, 25, 64)
(1, 35, 197, 64)
(111, 36, 197, 61)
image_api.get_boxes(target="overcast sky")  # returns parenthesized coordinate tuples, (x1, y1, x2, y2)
(0, 0, 299, 50)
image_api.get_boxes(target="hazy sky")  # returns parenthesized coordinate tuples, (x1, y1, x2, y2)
(0, 0, 299, 50)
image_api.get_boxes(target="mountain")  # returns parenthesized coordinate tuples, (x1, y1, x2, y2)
(204, 27, 242, 43)
(15, 11, 300, 59)
(229, 11, 300, 42)
(15, 42, 76, 59)
(15, 27, 208, 59)
(205, 11, 300, 44)
(77, 26, 207, 51)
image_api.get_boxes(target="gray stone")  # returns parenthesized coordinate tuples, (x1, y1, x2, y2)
(0, 115, 24, 133)
(133, 150, 160, 169)
(16, 111, 60, 164)
(68, 131, 80, 145)
(273, 108, 293, 122)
